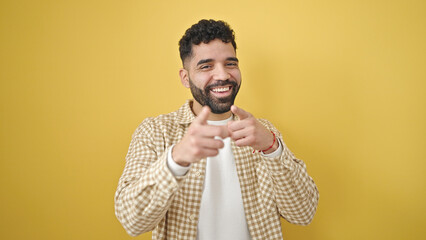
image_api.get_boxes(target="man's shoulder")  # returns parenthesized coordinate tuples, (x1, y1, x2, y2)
(138, 108, 180, 129)
(134, 101, 193, 133)
(257, 118, 273, 127)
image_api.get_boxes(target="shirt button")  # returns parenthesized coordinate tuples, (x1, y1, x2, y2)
(194, 171, 201, 177)
(189, 214, 196, 221)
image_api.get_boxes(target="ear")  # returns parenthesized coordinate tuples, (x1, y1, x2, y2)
(179, 68, 190, 88)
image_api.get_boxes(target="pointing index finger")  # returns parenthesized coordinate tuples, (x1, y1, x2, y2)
(231, 105, 250, 120)
(194, 106, 211, 125)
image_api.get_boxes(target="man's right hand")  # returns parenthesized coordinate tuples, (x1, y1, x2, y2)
(172, 106, 229, 166)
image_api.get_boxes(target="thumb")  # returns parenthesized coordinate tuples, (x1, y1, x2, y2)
(231, 105, 250, 120)
(195, 106, 211, 124)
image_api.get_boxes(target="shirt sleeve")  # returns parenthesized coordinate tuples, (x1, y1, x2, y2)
(258, 118, 320, 225)
(114, 119, 187, 236)
(167, 144, 191, 176)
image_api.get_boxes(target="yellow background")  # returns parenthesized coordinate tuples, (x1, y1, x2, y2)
(1, 0, 425, 239)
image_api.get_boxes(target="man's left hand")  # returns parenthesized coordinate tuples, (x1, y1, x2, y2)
(227, 105, 278, 154)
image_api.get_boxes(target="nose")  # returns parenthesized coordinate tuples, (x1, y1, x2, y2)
(213, 65, 230, 81)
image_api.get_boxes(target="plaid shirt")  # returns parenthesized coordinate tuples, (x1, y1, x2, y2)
(115, 100, 319, 239)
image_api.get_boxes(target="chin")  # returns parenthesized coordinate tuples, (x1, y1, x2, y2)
(208, 101, 233, 114)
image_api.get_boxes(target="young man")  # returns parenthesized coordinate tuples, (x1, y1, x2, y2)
(115, 19, 319, 240)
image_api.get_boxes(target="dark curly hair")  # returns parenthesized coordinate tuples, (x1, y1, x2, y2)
(179, 19, 237, 65)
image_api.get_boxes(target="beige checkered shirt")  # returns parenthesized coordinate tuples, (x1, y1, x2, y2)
(115, 100, 319, 239)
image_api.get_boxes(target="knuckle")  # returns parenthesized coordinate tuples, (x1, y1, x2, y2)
(213, 128, 221, 136)
(248, 127, 256, 135)
(192, 148, 201, 156)
(247, 136, 255, 145)
(188, 127, 196, 135)
(216, 140, 224, 148)
(190, 137, 198, 146)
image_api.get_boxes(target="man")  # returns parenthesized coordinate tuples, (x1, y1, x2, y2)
(115, 19, 319, 240)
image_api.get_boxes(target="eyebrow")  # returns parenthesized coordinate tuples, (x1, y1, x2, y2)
(196, 59, 213, 66)
(226, 57, 239, 62)
(196, 57, 239, 66)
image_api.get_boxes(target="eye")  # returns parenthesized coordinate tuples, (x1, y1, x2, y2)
(226, 62, 238, 67)
(200, 65, 211, 70)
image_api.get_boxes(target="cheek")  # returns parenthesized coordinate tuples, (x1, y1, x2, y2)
(192, 73, 211, 88)
(231, 69, 242, 83)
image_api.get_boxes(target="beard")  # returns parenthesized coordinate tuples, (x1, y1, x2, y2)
(189, 79, 240, 114)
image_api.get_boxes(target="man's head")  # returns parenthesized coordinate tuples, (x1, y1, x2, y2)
(179, 19, 237, 65)
(178, 19, 241, 115)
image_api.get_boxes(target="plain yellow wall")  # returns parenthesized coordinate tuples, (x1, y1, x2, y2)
(1, 0, 425, 239)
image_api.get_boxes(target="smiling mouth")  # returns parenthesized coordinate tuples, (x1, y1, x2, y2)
(210, 86, 232, 93)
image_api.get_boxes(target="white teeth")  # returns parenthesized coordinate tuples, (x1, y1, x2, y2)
(211, 87, 230, 93)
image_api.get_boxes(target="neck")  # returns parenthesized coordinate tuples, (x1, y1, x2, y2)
(191, 100, 232, 121)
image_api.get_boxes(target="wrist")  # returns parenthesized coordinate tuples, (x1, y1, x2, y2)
(262, 139, 279, 154)
(167, 145, 191, 176)
(172, 144, 190, 167)
(256, 131, 277, 154)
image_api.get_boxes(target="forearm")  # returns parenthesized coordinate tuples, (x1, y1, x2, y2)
(263, 142, 319, 225)
(115, 150, 183, 236)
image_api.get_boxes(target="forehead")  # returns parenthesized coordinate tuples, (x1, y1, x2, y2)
(189, 39, 236, 64)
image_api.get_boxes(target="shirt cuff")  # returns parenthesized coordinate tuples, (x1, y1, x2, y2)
(167, 144, 191, 176)
(260, 138, 283, 158)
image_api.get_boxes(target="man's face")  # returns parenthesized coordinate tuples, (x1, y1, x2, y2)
(180, 39, 241, 114)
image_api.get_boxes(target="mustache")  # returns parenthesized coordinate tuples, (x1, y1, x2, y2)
(205, 80, 238, 91)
